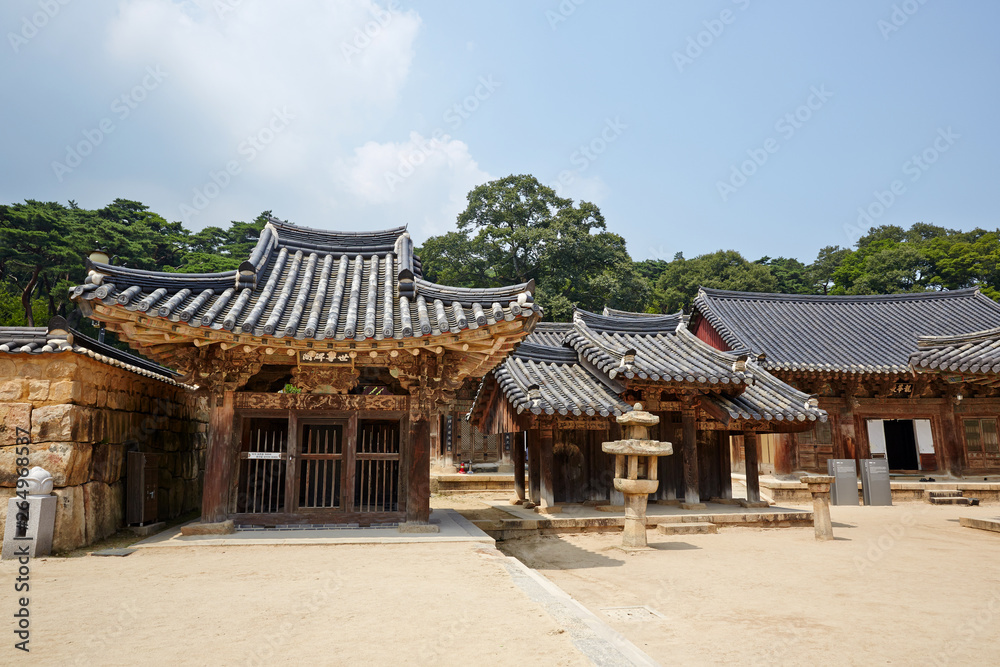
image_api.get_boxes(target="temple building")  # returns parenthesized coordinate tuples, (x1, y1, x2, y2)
(71, 217, 540, 527)
(691, 288, 1000, 475)
(468, 309, 826, 507)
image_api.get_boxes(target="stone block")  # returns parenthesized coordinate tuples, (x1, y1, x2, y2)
(84, 481, 122, 544)
(52, 485, 86, 552)
(657, 522, 718, 535)
(32, 404, 97, 443)
(0, 403, 31, 447)
(0, 487, 16, 541)
(0, 442, 92, 487)
(42, 358, 79, 379)
(95, 389, 107, 408)
(16, 361, 42, 379)
(47, 380, 82, 404)
(2, 496, 57, 559)
(79, 383, 98, 407)
(0, 379, 25, 401)
(91, 443, 125, 484)
(180, 520, 234, 535)
(26, 379, 50, 402)
(398, 522, 441, 533)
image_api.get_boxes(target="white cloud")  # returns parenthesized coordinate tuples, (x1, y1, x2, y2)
(332, 132, 491, 240)
(102, 0, 426, 227)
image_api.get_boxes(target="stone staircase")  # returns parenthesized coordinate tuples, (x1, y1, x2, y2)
(926, 490, 980, 506)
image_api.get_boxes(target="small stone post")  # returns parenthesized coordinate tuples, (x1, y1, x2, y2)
(2, 467, 57, 559)
(801, 475, 835, 541)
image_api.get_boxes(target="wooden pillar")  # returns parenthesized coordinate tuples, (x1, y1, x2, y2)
(512, 432, 526, 502)
(681, 396, 700, 505)
(201, 391, 235, 523)
(527, 429, 541, 505)
(406, 414, 431, 523)
(717, 430, 733, 500)
(774, 433, 794, 475)
(743, 430, 761, 503)
(940, 400, 964, 476)
(499, 433, 513, 471)
(539, 428, 555, 507)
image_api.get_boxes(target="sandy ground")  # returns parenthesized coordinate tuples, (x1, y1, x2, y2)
(500, 502, 1000, 666)
(2, 541, 588, 666)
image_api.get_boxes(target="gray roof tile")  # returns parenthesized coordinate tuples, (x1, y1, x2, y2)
(73, 217, 538, 342)
(693, 288, 1000, 373)
(0, 319, 189, 386)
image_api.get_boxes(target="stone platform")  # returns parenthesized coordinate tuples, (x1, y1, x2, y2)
(431, 473, 515, 494)
(474, 500, 812, 540)
(756, 475, 1000, 504)
(959, 516, 1000, 534)
(130, 509, 492, 548)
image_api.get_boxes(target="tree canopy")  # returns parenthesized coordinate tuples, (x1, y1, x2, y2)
(1, 180, 998, 333)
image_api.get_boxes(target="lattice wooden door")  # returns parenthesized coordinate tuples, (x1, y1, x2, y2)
(455, 419, 500, 463)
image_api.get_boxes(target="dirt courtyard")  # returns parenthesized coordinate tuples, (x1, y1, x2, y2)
(500, 502, 1000, 666)
(3, 497, 999, 665)
(3, 541, 588, 666)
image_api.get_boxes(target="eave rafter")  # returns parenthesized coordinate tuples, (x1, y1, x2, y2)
(89, 302, 532, 388)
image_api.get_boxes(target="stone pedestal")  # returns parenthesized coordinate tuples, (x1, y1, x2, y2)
(2, 496, 57, 559)
(617, 478, 658, 548)
(801, 475, 834, 541)
(602, 404, 673, 551)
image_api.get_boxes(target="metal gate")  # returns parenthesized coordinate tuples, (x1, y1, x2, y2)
(298, 423, 344, 509)
(354, 420, 400, 512)
(236, 418, 288, 513)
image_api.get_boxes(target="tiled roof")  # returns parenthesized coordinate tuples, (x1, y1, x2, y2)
(494, 342, 631, 417)
(692, 288, 1000, 374)
(472, 309, 826, 426)
(565, 310, 745, 384)
(910, 327, 1000, 375)
(0, 318, 189, 386)
(72, 217, 540, 341)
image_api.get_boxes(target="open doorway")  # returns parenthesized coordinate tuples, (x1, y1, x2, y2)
(883, 420, 919, 470)
(866, 419, 934, 471)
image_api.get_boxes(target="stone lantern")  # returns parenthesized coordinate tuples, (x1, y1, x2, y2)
(602, 404, 673, 550)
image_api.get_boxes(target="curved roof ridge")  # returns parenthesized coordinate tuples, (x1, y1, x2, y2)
(916, 325, 1000, 347)
(512, 342, 578, 364)
(268, 216, 407, 239)
(698, 286, 983, 303)
(573, 308, 682, 334)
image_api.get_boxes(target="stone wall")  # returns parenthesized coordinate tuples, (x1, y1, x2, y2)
(0, 353, 209, 551)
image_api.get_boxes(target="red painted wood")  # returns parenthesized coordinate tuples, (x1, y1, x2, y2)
(692, 315, 730, 351)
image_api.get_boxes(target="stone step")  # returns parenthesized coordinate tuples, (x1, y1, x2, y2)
(929, 496, 972, 505)
(926, 490, 963, 499)
(959, 517, 1000, 533)
(656, 522, 718, 535)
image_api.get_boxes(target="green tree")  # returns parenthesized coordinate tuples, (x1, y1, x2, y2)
(808, 245, 850, 294)
(755, 256, 812, 294)
(652, 250, 778, 313)
(0, 200, 83, 326)
(420, 175, 649, 319)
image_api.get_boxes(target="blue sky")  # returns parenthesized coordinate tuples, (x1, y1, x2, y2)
(2, 1, 998, 264)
